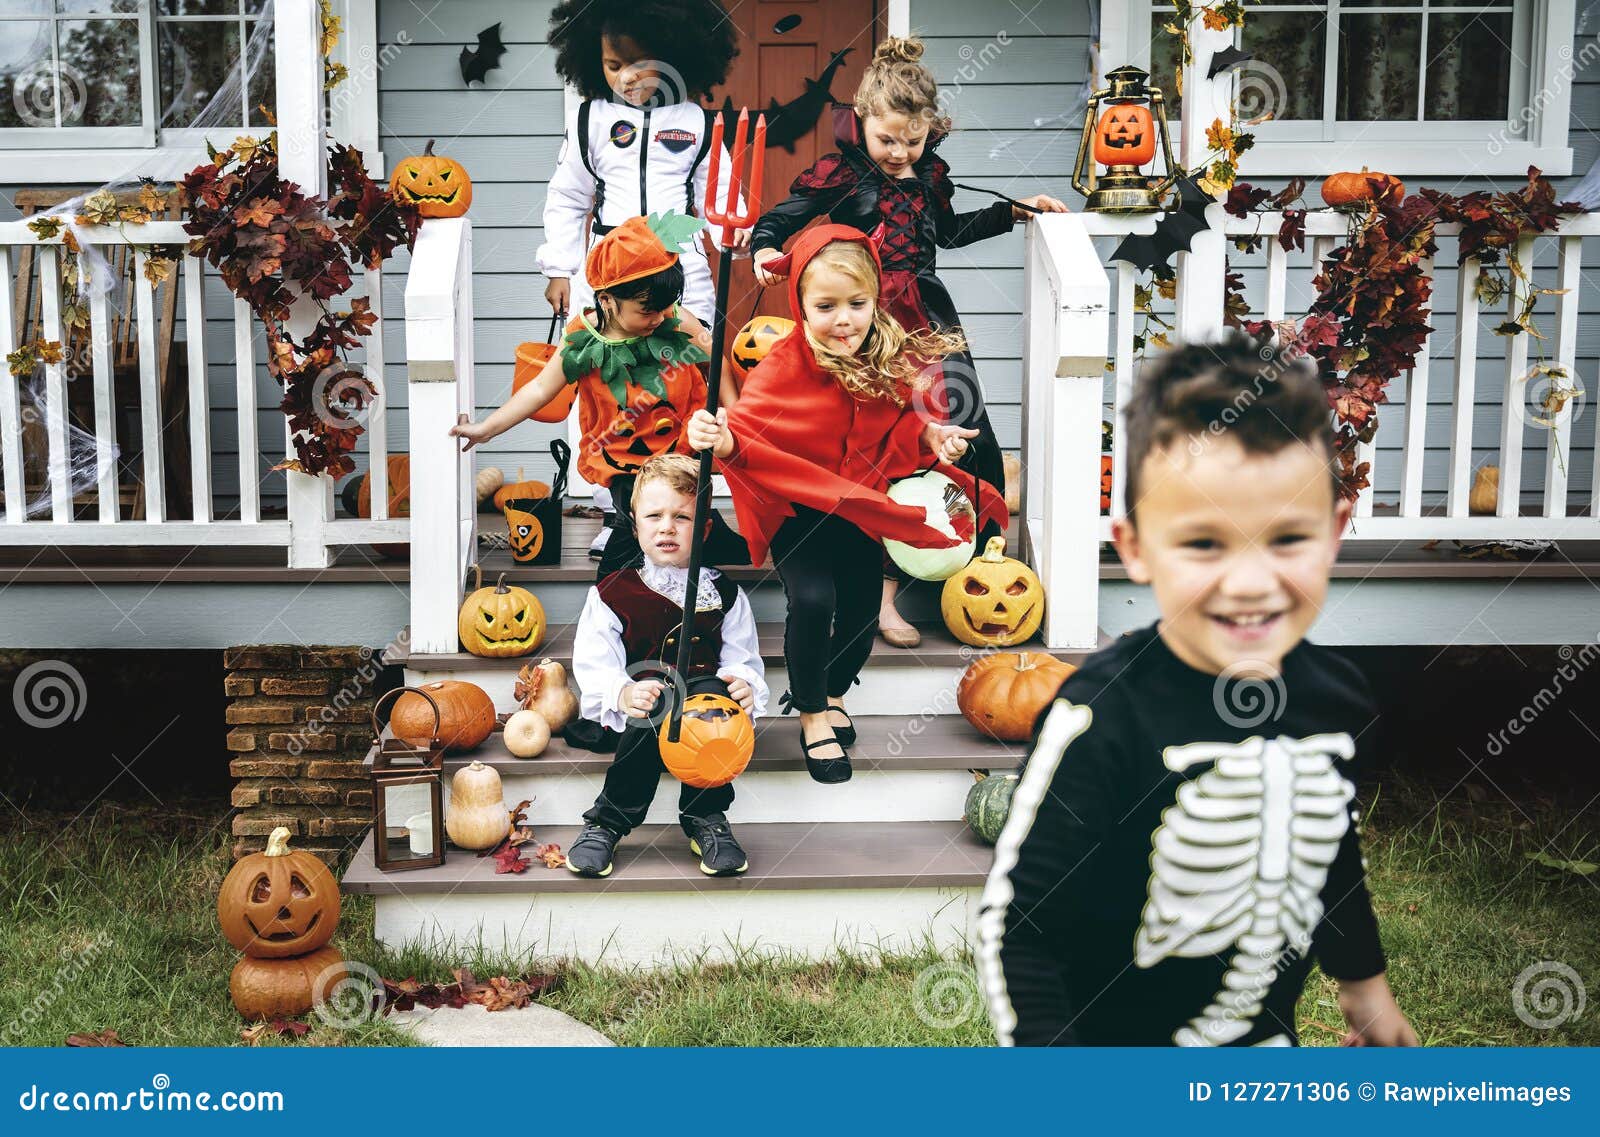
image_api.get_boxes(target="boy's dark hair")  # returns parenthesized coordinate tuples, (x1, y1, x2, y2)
(550, 0, 739, 102)
(1122, 332, 1337, 521)
(596, 260, 686, 314)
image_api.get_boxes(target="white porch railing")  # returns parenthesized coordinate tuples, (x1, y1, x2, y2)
(1024, 208, 1600, 651)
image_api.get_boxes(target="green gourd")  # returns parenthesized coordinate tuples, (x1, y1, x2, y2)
(965, 773, 1019, 845)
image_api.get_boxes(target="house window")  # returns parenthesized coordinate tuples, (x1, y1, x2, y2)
(0, 0, 274, 148)
(1133, 0, 1569, 175)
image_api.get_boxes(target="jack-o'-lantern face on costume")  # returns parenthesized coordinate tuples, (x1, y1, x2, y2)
(1094, 105, 1156, 167)
(599, 400, 681, 474)
(940, 536, 1046, 647)
(501, 499, 546, 563)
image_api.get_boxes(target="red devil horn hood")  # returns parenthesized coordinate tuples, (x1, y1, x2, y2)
(716, 224, 1005, 568)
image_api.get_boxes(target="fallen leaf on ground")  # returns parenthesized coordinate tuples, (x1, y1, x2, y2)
(239, 1019, 309, 1045)
(65, 1030, 127, 1047)
(377, 969, 560, 1015)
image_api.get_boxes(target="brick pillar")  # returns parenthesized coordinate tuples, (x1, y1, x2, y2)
(225, 645, 380, 866)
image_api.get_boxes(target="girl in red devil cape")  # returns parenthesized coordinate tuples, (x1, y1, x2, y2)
(687, 223, 1006, 783)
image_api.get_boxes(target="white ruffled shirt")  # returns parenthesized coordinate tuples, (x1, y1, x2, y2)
(573, 561, 768, 733)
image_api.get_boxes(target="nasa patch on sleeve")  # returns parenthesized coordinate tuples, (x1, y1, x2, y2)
(654, 127, 696, 153)
(610, 120, 637, 148)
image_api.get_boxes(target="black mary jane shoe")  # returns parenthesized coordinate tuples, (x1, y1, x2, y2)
(825, 705, 858, 748)
(802, 734, 853, 784)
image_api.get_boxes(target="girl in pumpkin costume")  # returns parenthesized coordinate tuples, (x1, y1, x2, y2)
(750, 37, 1067, 649)
(688, 224, 1006, 783)
(453, 211, 749, 580)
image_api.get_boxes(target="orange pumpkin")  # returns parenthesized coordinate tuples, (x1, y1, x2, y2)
(1094, 104, 1156, 167)
(492, 468, 552, 512)
(458, 565, 545, 657)
(513, 341, 579, 423)
(230, 946, 347, 1021)
(391, 680, 496, 753)
(356, 454, 410, 560)
(957, 651, 1077, 742)
(389, 139, 473, 218)
(658, 693, 755, 788)
(1320, 168, 1405, 209)
(217, 827, 340, 959)
(729, 315, 796, 381)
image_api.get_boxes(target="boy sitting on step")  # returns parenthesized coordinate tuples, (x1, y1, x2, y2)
(977, 333, 1416, 1047)
(565, 454, 768, 878)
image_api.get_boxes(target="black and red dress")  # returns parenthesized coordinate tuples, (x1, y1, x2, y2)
(751, 107, 1015, 536)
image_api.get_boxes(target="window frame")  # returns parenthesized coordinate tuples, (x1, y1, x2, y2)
(0, 0, 158, 148)
(0, 0, 298, 183)
(1103, 0, 1576, 177)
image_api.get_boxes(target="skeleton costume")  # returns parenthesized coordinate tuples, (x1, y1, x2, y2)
(976, 623, 1388, 1047)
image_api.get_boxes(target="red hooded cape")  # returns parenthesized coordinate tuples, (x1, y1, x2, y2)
(718, 223, 1007, 567)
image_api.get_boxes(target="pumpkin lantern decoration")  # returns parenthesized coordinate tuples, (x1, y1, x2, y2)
(1072, 65, 1177, 214)
(957, 650, 1077, 742)
(658, 692, 755, 789)
(218, 827, 347, 1020)
(728, 315, 796, 381)
(1320, 168, 1405, 211)
(388, 139, 473, 218)
(218, 827, 340, 959)
(458, 564, 546, 657)
(941, 535, 1045, 647)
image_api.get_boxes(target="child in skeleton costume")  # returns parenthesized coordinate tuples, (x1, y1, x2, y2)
(750, 37, 1067, 648)
(978, 335, 1416, 1048)
(540, 1, 749, 377)
(562, 455, 769, 879)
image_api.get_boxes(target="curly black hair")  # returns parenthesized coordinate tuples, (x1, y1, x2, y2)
(549, 0, 739, 103)
(1123, 332, 1338, 521)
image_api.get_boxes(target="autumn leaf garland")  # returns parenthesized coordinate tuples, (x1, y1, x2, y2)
(182, 132, 421, 478)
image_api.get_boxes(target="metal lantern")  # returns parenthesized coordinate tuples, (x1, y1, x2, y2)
(369, 686, 446, 872)
(1072, 65, 1178, 214)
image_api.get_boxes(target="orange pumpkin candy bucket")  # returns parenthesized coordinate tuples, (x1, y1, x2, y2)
(512, 313, 578, 423)
(500, 439, 570, 566)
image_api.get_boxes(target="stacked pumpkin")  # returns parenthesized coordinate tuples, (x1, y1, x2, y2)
(218, 828, 347, 1021)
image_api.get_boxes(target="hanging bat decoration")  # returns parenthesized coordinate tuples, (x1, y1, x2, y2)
(1207, 45, 1254, 79)
(1109, 174, 1215, 273)
(715, 47, 852, 153)
(460, 23, 507, 86)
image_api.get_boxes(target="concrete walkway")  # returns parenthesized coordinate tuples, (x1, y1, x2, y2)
(389, 1003, 614, 1047)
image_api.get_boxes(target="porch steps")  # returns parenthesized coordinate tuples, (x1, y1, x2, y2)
(342, 820, 991, 967)
(350, 611, 1072, 966)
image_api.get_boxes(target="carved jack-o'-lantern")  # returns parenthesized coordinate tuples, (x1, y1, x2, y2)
(940, 535, 1045, 647)
(599, 400, 682, 475)
(501, 499, 546, 563)
(658, 693, 756, 789)
(458, 565, 545, 656)
(217, 827, 340, 959)
(1094, 104, 1156, 167)
(388, 139, 473, 218)
(729, 315, 796, 381)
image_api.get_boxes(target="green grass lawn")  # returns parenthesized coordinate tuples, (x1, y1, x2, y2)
(1, 778, 1595, 1047)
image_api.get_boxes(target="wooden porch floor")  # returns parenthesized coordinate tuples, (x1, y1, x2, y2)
(1, 511, 1597, 583)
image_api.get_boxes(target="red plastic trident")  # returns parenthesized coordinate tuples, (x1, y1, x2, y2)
(664, 109, 765, 745)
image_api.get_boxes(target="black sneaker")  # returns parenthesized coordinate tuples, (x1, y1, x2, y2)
(682, 812, 748, 877)
(566, 823, 622, 878)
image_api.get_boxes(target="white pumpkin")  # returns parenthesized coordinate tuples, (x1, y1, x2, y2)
(503, 709, 551, 758)
(883, 469, 978, 581)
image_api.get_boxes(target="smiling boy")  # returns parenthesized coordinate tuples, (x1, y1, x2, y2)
(976, 334, 1417, 1048)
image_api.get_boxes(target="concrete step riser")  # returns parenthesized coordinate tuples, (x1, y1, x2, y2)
(372, 888, 978, 967)
(440, 769, 979, 826)
(405, 664, 972, 718)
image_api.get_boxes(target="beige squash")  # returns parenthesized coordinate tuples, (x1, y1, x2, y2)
(503, 709, 551, 758)
(445, 760, 510, 850)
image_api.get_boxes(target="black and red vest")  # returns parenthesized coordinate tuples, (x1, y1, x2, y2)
(595, 569, 740, 681)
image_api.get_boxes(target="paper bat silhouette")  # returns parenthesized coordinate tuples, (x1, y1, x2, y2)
(1109, 175, 1215, 272)
(1207, 45, 1253, 79)
(716, 47, 853, 153)
(460, 23, 507, 86)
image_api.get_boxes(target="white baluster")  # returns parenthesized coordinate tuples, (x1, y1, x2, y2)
(1399, 256, 1435, 519)
(365, 265, 388, 522)
(88, 246, 117, 520)
(184, 253, 212, 523)
(133, 249, 165, 523)
(0, 246, 20, 523)
(1496, 236, 1535, 518)
(38, 245, 70, 521)
(234, 297, 260, 524)
(1447, 254, 1481, 516)
(1111, 260, 1136, 523)
(1547, 236, 1580, 518)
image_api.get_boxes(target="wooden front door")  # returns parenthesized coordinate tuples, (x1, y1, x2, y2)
(704, 1, 882, 346)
